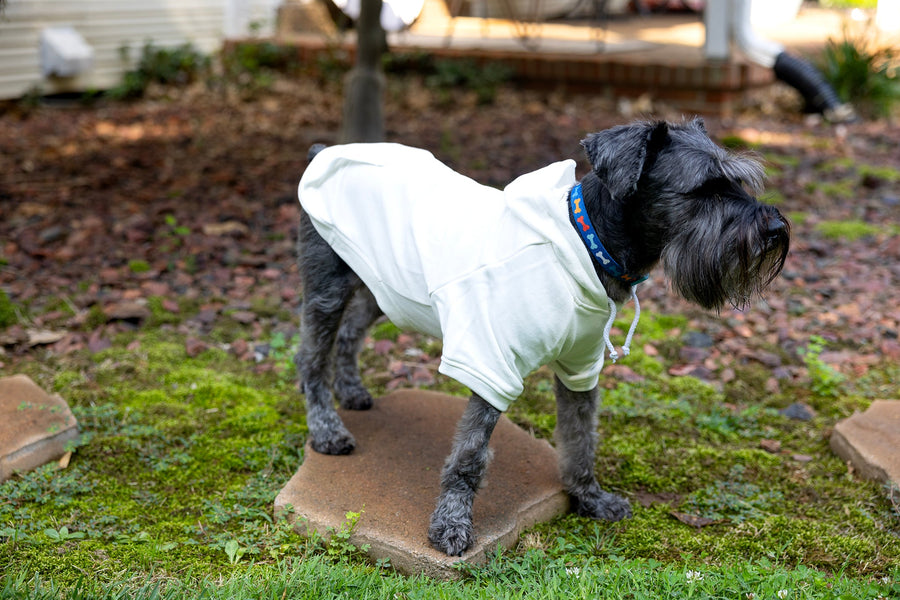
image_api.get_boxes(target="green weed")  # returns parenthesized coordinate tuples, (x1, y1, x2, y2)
(0, 289, 18, 327)
(325, 510, 369, 562)
(426, 59, 514, 105)
(110, 43, 210, 100)
(266, 331, 300, 386)
(799, 335, 846, 398)
(42, 527, 85, 543)
(820, 26, 900, 119)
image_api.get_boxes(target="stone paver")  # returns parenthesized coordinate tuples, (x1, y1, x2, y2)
(0, 374, 79, 482)
(830, 399, 900, 486)
(275, 389, 568, 578)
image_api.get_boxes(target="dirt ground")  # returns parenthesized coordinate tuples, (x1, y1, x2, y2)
(1, 73, 899, 394)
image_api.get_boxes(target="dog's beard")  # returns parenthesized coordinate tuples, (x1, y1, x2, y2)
(661, 204, 790, 311)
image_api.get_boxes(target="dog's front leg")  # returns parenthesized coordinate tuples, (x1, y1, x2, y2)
(428, 394, 500, 556)
(554, 376, 632, 521)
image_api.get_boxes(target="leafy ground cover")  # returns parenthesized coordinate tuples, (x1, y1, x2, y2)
(1, 68, 899, 598)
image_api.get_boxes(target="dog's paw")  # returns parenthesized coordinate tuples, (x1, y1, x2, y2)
(571, 489, 632, 522)
(428, 518, 474, 557)
(336, 386, 374, 411)
(310, 430, 356, 455)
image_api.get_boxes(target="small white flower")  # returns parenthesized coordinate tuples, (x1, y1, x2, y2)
(565, 566, 581, 577)
(776, 590, 789, 599)
(686, 570, 703, 583)
(746, 593, 756, 600)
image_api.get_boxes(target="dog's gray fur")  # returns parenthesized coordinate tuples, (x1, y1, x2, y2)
(295, 118, 789, 556)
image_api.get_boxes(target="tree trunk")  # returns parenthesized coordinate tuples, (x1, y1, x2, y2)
(339, 0, 386, 144)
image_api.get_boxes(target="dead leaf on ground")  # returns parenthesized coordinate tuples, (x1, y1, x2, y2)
(202, 221, 249, 237)
(25, 329, 67, 347)
(670, 511, 721, 529)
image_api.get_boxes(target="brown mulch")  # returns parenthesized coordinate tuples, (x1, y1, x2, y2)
(1, 75, 899, 393)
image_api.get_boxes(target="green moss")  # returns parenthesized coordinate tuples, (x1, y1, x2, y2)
(631, 311, 688, 343)
(249, 296, 290, 320)
(759, 190, 786, 206)
(0, 288, 19, 327)
(786, 211, 809, 226)
(371, 320, 402, 341)
(128, 259, 152, 274)
(858, 163, 900, 182)
(719, 135, 758, 151)
(84, 304, 108, 330)
(804, 179, 855, 199)
(764, 152, 801, 170)
(814, 220, 882, 241)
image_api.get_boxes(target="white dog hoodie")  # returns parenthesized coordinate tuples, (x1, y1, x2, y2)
(298, 143, 615, 412)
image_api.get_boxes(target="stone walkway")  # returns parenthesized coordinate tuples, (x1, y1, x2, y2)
(0, 374, 79, 482)
(275, 389, 568, 578)
(830, 400, 900, 487)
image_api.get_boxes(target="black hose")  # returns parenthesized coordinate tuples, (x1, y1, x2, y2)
(772, 51, 851, 118)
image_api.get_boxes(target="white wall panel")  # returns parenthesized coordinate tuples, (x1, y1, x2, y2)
(0, 0, 280, 98)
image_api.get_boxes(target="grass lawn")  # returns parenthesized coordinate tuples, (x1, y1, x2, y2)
(1, 312, 898, 598)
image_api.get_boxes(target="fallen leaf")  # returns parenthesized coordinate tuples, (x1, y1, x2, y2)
(228, 310, 257, 324)
(230, 338, 252, 360)
(411, 366, 435, 386)
(202, 221, 249, 237)
(634, 491, 683, 508)
(733, 324, 753, 338)
(388, 361, 410, 378)
(26, 329, 67, 347)
(668, 364, 696, 377)
(670, 511, 719, 529)
(386, 377, 407, 391)
(0, 325, 29, 346)
(373, 339, 395, 355)
(58, 451, 72, 469)
(88, 330, 112, 353)
(606, 364, 645, 383)
(760, 439, 782, 453)
(185, 338, 207, 357)
(105, 302, 151, 323)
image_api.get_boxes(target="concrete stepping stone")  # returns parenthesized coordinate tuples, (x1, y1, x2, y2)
(0, 374, 79, 482)
(275, 389, 568, 578)
(830, 399, 900, 486)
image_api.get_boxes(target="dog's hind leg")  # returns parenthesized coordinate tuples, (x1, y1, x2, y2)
(333, 287, 382, 410)
(296, 212, 359, 455)
(554, 377, 632, 521)
(428, 395, 501, 556)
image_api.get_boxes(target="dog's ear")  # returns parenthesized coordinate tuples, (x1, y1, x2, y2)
(581, 121, 669, 200)
(689, 116, 707, 133)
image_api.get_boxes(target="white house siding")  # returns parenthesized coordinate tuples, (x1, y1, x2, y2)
(0, 0, 279, 99)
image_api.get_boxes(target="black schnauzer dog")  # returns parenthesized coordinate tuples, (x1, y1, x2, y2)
(295, 118, 789, 556)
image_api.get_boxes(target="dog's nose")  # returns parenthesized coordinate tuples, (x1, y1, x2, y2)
(767, 216, 785, 233)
